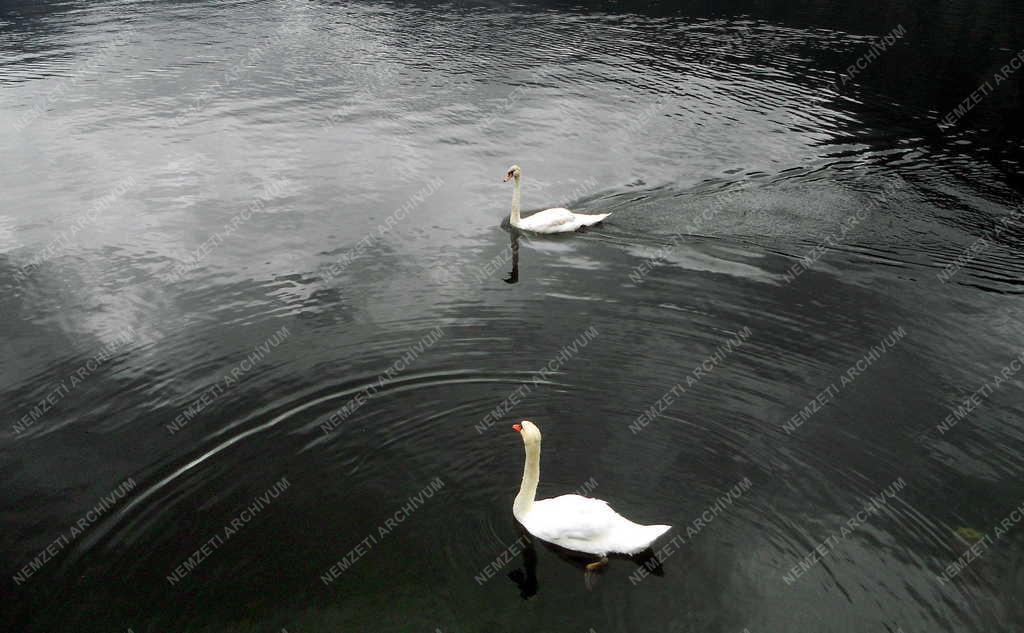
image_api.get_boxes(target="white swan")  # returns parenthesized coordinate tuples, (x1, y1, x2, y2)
(503, 165, 610, 233)
(512, 420, 671, 576)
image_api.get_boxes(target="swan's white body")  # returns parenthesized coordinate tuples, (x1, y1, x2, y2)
(504, 166, 610, 234)
(512, 421, 671, 556)
(514, 207, 608, 234)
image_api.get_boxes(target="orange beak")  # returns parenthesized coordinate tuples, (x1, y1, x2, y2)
(512, 423, 522, 432)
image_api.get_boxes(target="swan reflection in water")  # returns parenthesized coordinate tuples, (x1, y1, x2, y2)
(507, 523, 666, 598)
(503, 231, 520, 284)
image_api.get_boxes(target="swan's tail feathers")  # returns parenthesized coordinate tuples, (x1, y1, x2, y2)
(643, 524, 672, 545)
(581, 212, 611, 226)
(623, 523, 672, 553)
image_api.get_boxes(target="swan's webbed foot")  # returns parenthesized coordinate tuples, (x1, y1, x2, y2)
(584, 556, 608, 590)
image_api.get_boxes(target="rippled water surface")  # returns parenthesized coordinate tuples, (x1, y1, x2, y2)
(3, 1, 1024, 632)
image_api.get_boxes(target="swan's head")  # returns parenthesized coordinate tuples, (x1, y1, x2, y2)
(512, 420, 541, 445)
(503, 165, 521, 182)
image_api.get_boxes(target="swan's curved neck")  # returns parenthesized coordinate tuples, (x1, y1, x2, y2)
(514, 438, 539, 518)
(510, 174, 522, 226)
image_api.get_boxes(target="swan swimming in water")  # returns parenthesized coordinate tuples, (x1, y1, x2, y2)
(503, 165, 611, 233)
(511, 420, 671, 580)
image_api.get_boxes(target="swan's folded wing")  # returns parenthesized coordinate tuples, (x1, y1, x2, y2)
(527, 495, 618, 544)
(539, 207, 576, 222)
(520, 207, 577, 231)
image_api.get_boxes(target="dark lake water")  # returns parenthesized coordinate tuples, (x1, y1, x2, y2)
(2, 0, 1024, 631)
